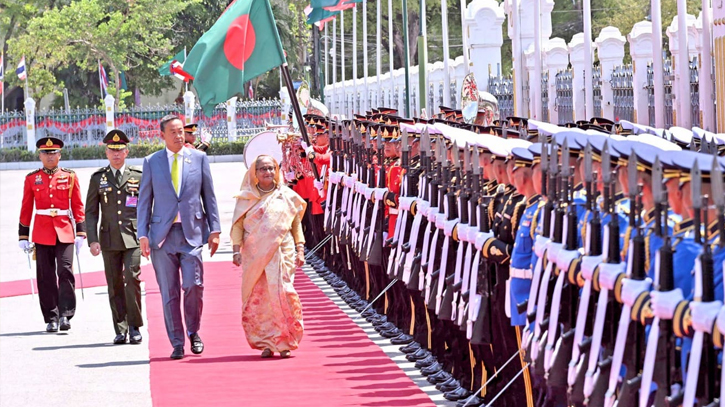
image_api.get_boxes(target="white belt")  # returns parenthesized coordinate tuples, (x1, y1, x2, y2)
(389, 208, 399, 215)
(36, 209, 69, 217)
(510, 267, 533, 279)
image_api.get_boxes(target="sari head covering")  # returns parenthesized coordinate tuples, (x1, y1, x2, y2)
(232, 155, 286, 226)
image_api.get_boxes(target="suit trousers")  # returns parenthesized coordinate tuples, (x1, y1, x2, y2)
(102, 247, 143, 334)
(35, 239, 76, 323)
(151, 224, 204, 348)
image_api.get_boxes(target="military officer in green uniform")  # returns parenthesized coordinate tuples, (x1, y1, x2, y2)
(85, 129, 144, 345)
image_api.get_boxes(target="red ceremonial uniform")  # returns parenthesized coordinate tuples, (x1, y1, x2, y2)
(384, 160, 404, 238)
(19, 168, 86, 245)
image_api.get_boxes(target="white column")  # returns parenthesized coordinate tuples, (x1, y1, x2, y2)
(698, 6, 715, 131)
(676, 0, 690, 127)
(651, 0, 665, 128)
(628, 21, 654, 125)
(226, 97, 237, 142)
(104, 94, 115, 133)
(510, 0, 523, 115)
(333, 18, 337, 115)
(595, 27, 626, 120)
(466, 0, 505, 92)
(388, 0, 394, 82)
(545, 38, 569, 124)
(569, 33, 593, 121)
(583, 0, 594, 119)
(24, 97, 36, 152)
(183, 91, 196, 124)
(667, 14, 697, 127)
(524, 45, 535, 118)
(442, 0, 451, 110)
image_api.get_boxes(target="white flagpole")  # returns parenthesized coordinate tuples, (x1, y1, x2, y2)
(388, 0, 393, 107)
(325, 23, 329, 88)
(652, 0, 665, 127)
(442, 0, 451, 109)
(583, 0, 594, 120)
(184, 47, 188, 93)
(341, 9, 346, 116)
(376, 0, 382, 108)
(699, 0, 713, 130)
(460, 0, 470, 75)
(1, 51, 4, 113)
(24, 56, 29, 98)
(333, 17, 337, 114)
(353, 4, 358, 115)
(98, 59, 104, 98)
(363, 0, 369, 113)
(676, 0, 690, 127)
(533, 0, 542, 119)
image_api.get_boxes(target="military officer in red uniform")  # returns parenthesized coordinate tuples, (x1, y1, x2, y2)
(183, 123, 209, 152)
(19, 137, 86, 332)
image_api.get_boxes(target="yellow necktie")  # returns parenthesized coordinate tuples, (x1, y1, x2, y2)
(172, 153, 180, 194)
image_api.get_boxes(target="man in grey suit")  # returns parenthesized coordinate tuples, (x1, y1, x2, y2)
(137, 115, 221, 360)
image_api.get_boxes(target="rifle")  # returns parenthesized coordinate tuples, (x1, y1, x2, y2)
(366, 129, 386, 266)
(568, 142, 603, 405)
(583, 140, 623, 406)
(680, 159, 717, 407)
(457, 144, 477, 329)
(439, 141, 463, 320)
(546, 138, 581, 392)
(638, 156, 681, 407)
(429, 139, 452, 313)
(387, 128, 409, 279)
(604, 150, 648, 407)
(407, 128, 433, 291)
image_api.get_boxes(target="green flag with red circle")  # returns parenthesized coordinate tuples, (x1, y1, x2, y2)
(184, 0, 285, 116)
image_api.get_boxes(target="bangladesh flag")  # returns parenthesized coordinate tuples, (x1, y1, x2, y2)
(311, 0, 361, 11)
(158, 50, 186, 76)
(184, 0, 285, 116)
(305, 6, 340, 25)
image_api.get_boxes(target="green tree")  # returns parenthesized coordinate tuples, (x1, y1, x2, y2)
(6, 0, 196, 104)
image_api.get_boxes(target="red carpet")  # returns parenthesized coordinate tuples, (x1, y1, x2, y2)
(143, 261, 435, 407)
(0, 271, 108, 298)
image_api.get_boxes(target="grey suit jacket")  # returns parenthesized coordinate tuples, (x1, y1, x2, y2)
(137, 147, 221, 248)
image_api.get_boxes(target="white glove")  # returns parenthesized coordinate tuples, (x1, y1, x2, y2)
(474, 231, 494, 251)
(534, 236, 550, 258)
(313, 179, 323, 190)
(716, 306, 725, 336)
(285, 171, 296, 182)
(443, 219, 459, 237)
(556, 249, 580, 273)
(690, 301, 723, 334)
(650, 289, 684, 320)
(300, 140, 309, 150)
(597, 262, 625, 291)
(18, 240, 31, 251)
(74, 236, 85, 253)
(581, 255, 604, 281)
(620, 277, 653, 307)
(399, 197, 415, 211)
(373, 188, 388, 201)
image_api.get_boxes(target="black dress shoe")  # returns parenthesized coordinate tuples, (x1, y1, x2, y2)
(457, 394, 484, 407)
(444, 386, 470, 401)
(361, 309, 376, 318)
(435, 376, 457, 390)
(170, 346, 184, 360)
(376, 322, 396, 332)
(406, 348, 430, 362)
(189, 333, 204, 354)
(380, 328, 403, 338)
(399, 341, 421, 354)
(113, 333, 127, 344)
(390, 333, 414, 345)
(59, 317, 71, 331)
(46, 321, 59, 332)
(421, 361, 443, 376)
(414, 354, 437, 368)
(427, 370, 452, 384)
(330, 280, 347, 289)
(129, 327, 142, 344)
(439, 378, 461, 392)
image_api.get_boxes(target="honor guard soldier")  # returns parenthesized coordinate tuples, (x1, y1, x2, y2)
(19, 137, 86, 332)
(85, 130, 144, 344)
(183, 123, 209, 152)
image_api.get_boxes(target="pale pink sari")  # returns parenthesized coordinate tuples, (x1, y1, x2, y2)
(232, 164, 306, 352)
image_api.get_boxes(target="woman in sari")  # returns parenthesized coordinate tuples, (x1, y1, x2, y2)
(231, 155, 307, 358)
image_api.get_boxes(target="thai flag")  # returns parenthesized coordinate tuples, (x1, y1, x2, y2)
(99, 61, 109, 96)
(16, 56, 26, 81)
(248, 82, 254, 99)
(170, 60, 194, 82)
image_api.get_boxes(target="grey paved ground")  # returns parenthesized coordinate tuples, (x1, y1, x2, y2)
(0, 160, 245, 407)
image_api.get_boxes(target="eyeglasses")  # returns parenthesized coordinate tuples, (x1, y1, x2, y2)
(256, 166, 275, 173)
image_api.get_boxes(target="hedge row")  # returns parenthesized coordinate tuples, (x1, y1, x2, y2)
(0, 141, 246, 162)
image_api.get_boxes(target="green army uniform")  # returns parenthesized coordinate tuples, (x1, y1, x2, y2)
(85, 130, 144, 343)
